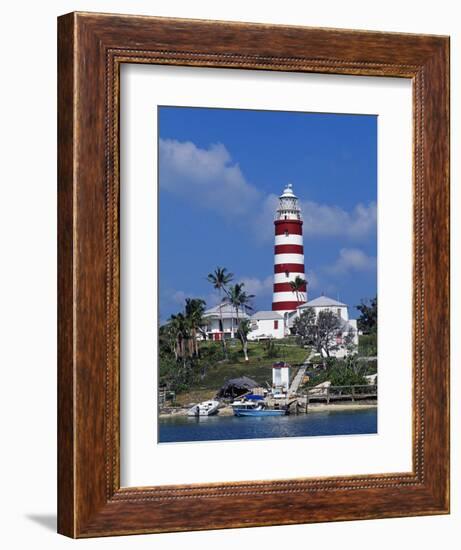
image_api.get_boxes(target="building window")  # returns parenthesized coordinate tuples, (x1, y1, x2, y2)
(337, 308, 341, 317)
(284, 230, 289, 237)
(274, 320, 279, 330)
(285, 271, 289, 278)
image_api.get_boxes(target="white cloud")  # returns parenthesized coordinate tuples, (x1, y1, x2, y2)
(239, 275, 273, 297)
(253, 195, 376, 243)
(302, 200, 377, 240)
(251, 194, 279, 243)
(161, 288, 219, 322)
(306, 269, 319, 290)
(325, 248, 376, 275)
(159, 139, 261, 218)
(160, 138, 376, 242)
(171, 290, 187, 305)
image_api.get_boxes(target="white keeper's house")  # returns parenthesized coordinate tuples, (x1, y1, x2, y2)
(201, 304, 249, 341)
(200, 184, 359, 355)
(288, 295, 359, 357)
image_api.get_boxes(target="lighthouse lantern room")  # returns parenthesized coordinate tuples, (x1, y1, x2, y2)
(272, 184, 307, 319)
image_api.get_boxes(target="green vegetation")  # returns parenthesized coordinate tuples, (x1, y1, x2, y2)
(356, 296, 377, 334)
(289, 275, 307, 303)
(222, 282, 255, 361)
(207, 266, 234, 359)
(160, 339, 309, 398)
(358, 333, 377, 357)
(264, 338, 280, 358)
(292, 307, 350, 362)
(302, 355, 373, 389)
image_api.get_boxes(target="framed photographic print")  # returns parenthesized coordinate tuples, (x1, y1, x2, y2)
(58, 12, 450, 537)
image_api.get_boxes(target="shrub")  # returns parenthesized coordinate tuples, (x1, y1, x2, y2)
(359, 333, 377, 356)
(264, 339, 279, 358)
(302, 356, 367, 388)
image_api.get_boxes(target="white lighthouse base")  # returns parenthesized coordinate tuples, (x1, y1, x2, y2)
(272, 310, 298, 335)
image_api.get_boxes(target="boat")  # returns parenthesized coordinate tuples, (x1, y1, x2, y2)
(245, 393, 265, 401)
(231, 400, 287, 417)
(235, 407, 287, 417)
(187, 400, 220, 417)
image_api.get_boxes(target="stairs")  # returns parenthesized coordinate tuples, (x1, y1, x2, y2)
(289, 352, 315, 395)
(289, 365, 307, 395)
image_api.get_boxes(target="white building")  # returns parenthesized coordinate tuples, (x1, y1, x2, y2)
(248, 311, 284, 341)
(272, 362, 290, 391)
(202, 304, 249, 341)
(297, 295, 351, 322)
(289, 295, 359, 357)
(202, 296, 359, 356)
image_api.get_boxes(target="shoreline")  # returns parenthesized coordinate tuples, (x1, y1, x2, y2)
(159, 401, 377, 418)
(301, 402, 377, 413)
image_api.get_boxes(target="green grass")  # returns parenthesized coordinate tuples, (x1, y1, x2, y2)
(176, 340, 309, 398)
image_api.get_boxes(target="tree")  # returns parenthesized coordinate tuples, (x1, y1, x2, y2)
(224, 283, 254, 361)
(225, 283, 254, 320)
(316, 310, 342, 358)
(168, 312, 190, 365)
(207, 267, 234, 358)
(184, 298, 206, 357)
(289, 275, 307, 304)
(236, 319, 252, 362)
(160, 298, 207, 392)
(343, 326, 358, 355)
(292, 306, 316, 345)
(292, 307, 342, 361)
(159, 322, 179, 358)
(356, 296, 377, 334)
(167, 298, 205, 366)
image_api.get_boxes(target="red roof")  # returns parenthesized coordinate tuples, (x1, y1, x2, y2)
(272, 362, 291, 368)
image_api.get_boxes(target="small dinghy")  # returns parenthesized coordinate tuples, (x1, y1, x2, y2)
(187, 400, 220, 417)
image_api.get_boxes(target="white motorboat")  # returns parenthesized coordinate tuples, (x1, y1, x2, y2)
(187, 400, 220, 417)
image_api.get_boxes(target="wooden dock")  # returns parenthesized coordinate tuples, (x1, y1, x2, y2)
(296, 384, 377, 413)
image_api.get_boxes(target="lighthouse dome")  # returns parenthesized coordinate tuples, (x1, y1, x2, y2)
(280, 183, 297, 199)
(276, 183, 301, 221)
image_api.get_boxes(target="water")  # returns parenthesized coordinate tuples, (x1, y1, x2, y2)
(158, 408, 377, 443)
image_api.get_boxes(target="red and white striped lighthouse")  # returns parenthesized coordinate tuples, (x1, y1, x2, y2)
(272, 184, 307, 317)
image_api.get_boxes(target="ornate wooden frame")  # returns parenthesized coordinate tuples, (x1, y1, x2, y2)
(57, 12, 450, 537)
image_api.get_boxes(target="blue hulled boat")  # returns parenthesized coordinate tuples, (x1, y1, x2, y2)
(231, 399, 288, 417)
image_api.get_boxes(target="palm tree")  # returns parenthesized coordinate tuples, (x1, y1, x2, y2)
(225, 283, 254, 318)
(290, 275, 307, 305)
(184, 298, 206, 357)
(207, 267, 233, 358)
(159, 322, 177, 358)
(168, 312, 188, 365)
(225, 283, 255, 362)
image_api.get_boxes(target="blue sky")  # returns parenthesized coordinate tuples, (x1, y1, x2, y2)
(158, 106, 377, 322)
